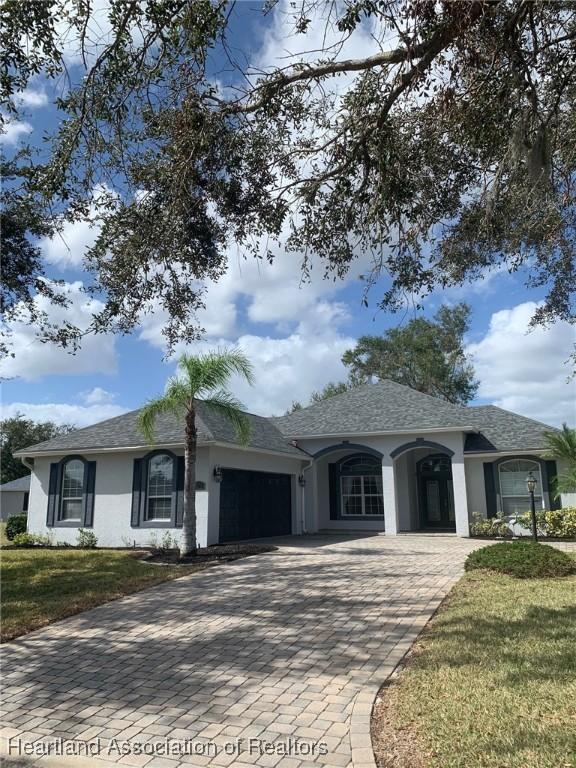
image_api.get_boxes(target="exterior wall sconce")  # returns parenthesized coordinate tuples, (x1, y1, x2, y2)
(213, 465, 223, 483)
(298, 474, 306, 488)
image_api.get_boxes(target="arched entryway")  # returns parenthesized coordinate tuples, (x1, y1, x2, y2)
(417, 454, 456, 531)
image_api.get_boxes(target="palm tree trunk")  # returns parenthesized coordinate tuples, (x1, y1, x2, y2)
(182, 403, 197, 557)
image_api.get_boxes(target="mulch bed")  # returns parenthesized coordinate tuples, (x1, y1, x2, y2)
(138, 543, 277, 565)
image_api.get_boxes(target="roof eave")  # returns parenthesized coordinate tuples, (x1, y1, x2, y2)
(280, 425, 478, 440)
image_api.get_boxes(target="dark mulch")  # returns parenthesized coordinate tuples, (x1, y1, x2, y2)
(139, 543, 277, 565)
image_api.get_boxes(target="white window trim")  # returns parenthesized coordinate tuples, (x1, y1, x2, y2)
(59, 460, 84, 522)
(146, 454, 174, 522)
(498, 459, 544, 513)
(340, 475, 384, 517)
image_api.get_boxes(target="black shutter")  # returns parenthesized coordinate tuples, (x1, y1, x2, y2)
(46, 462, 59, 526)
(545, 460, 561, 510)
(483, 462, 497, 518)
(83, 461, 96, 527)
(328, 463, 338, 520)
(131, 459, 143, 527)
(175, 456, 185, 527)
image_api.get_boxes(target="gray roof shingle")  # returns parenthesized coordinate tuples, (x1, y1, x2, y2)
(463, 405, 556, 453)
(0, 475, 31, 491)
(17, 402, 303, 457)
(272, 380, 474, 436)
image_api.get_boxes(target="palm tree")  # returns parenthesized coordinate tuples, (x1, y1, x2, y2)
(544, 423, 576, 498)
(138, 349, 254, 556)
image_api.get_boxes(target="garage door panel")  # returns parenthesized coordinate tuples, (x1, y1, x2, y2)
(219, 469, 292, 542)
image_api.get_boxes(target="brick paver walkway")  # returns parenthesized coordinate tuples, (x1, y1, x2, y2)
(1, 534, 483, 768)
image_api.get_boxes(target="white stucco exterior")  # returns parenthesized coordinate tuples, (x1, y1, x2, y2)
(22, 427, 572, 547)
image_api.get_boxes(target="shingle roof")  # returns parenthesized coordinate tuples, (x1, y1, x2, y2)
(16, 403, 303, 457)
(272, 380, 474, 436)
(463, 405, 556, 453)
(0, 475, 31, 491)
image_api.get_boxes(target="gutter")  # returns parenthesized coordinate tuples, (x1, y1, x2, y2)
(282, 425, 479, 440)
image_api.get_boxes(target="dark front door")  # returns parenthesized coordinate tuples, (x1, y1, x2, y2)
(418, 455, 455, 530)
(219, 469, 292, 542)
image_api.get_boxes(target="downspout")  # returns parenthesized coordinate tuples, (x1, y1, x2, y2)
(291, 440, 314, 535)
(20, 456, 34, 471)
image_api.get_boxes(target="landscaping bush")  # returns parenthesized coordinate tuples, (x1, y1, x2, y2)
(11, 533, 38, 548)
(465, 541, 576, 578)
(5, 514, 27, 540)
(469, 512, 512, 538)
(515, 507, 576, 539)
(77, 529, 98, 548)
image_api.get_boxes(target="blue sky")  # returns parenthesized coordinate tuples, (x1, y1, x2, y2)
(1, 1, 575, 428)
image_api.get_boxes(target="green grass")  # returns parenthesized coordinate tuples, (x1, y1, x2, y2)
(0, 548, 197, 642)
(385, 565, 576, 768)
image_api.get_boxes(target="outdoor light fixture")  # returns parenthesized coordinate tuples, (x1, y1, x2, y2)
(298, 474, 306, 488)
(526, 471, 538, 542)
(213, 465, 223, 483)
(526, 472, 537, 494)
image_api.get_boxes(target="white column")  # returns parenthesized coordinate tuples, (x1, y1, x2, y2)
(451, 453, 470, 537)
(382, 457, 398, 535)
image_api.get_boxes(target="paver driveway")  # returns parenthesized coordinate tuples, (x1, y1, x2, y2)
(1, 534, 482, 768)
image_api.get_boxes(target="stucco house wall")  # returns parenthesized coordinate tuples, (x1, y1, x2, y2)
(0, 491, 27, 520)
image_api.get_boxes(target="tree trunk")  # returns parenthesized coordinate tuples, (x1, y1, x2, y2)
(182, 404, 197, 557)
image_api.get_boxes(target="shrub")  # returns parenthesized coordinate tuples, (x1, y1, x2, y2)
(5, 514, 27, 540)
(469, 512, 512, 538)
(11, 532, 53, 548)
(147, 531, 179, 553)
(77, 529, 98, 548)
(465, 541, 576, 578)
(515, 507, 576, 539)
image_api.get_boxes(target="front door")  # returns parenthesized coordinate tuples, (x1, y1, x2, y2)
(418, 455, 456, 530)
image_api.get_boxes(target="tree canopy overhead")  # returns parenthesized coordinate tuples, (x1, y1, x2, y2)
(2, 0, 575, 352)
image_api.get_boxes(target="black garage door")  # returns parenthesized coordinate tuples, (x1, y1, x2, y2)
(219, 469, 292, 542)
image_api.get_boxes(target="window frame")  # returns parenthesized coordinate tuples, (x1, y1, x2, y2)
(145, 453, 175, 523)
(498, 458, 544, 516)
(51, 455, 92, 528)
(137, 450, 180, 528)
(333, 453, 385, 520)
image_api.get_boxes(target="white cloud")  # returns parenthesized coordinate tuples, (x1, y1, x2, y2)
(0, 281, 117, 381)
(0, 119, 33, 145)
(39, 185, 115, 270)
(467, 301, 576, 427)
(0, 401, 126, 429)
(81, 387, 116, 405)
(15, 88, 48, 108)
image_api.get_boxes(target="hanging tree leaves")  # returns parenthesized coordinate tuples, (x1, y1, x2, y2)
(1, 0, 575, 352)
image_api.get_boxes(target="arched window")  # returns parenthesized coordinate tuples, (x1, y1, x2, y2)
(146, 453, 174, 521)
(339, 453, 383, 517)
(499, 459, 543, 516)
(60, 459, 85, 521)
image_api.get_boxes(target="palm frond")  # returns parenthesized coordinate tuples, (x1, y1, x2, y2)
(202, 389, 251, 446)
(137, 380, 188, 444)
(179, 348, 254, 396)
(544, 423, 576, 463)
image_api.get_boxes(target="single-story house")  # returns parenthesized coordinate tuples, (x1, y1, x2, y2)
(0, 475, 30, 521)
(16, 380, 575, 547)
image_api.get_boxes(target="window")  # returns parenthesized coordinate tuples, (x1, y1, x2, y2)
(23, 492, 29, 512)
(339, 454, 384, 517)
(60, 459, 85, 521)
(499, 459, 543, 516)
(146, 453, 174, 521)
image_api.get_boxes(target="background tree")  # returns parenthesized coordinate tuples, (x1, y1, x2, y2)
(138, 349, 254, 556)
(1, 1, 575, 353)
(342, 304, 478, 404)
(544, 424, 576, 497)
(0, 415, 74, 483)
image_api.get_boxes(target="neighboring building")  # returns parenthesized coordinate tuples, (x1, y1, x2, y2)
(15, 380, 575, 547)
(0, 475, 30, 521)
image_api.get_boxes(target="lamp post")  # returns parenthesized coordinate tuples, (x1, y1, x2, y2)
(526, 471, 538, 542)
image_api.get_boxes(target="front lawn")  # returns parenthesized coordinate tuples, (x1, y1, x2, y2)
(372, 562, 576, 768)
(0, 548, 201, 642)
